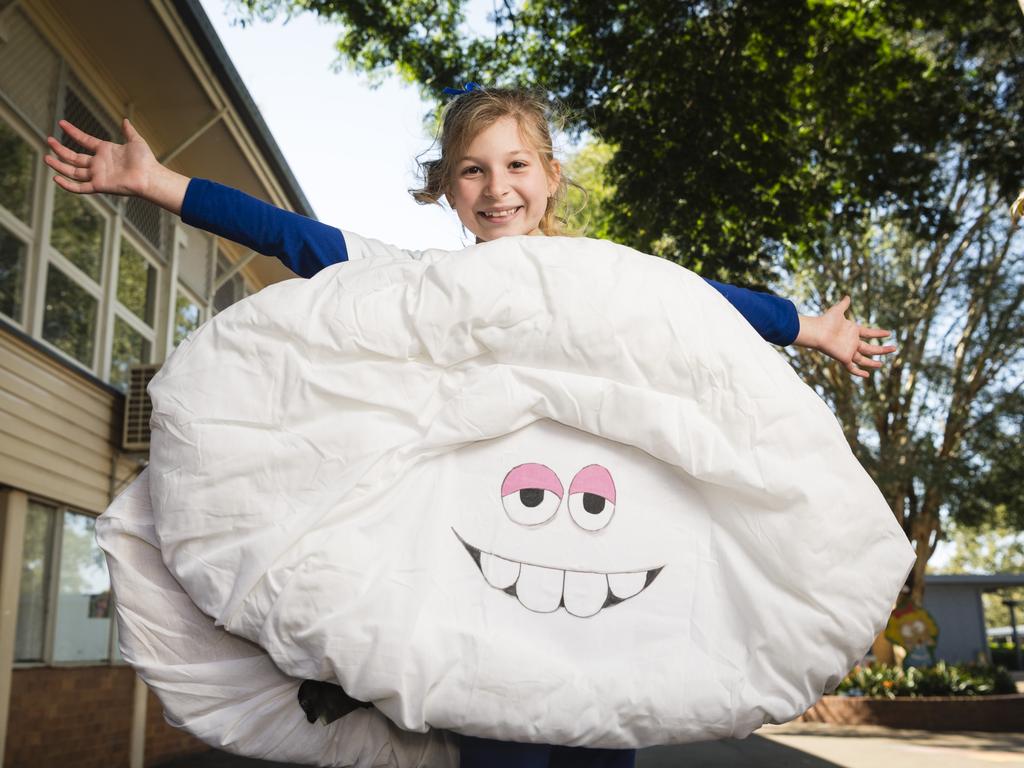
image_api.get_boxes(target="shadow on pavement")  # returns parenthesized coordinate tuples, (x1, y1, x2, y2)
(638, 735, 844, 767)
(156, 735, 842, 768)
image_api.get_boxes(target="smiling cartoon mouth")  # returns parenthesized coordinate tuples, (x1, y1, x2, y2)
(453, 529, 663, 618)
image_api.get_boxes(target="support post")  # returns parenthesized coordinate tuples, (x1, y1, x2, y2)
(0, 490, 28, 765)
(129, 674, 148, 768)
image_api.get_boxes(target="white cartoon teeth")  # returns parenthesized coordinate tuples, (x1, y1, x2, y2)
(563, 570, 609, 618)
(481, 552, 520, 589)
(455, 531, 662, 617)
(516, 563, 564, 613)
(608, 571, 647, 601)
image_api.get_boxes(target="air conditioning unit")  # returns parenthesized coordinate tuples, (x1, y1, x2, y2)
(122, 363, 162, 451)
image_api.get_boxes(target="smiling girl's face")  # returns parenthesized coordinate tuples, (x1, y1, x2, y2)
(447, 116, 561, 242)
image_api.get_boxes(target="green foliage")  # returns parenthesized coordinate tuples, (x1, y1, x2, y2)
(989, 642, 1023, 671)
(0, 228, 27, 322)
(0, 119, 35, 223)
(837, 661, 1017, 698)
(232, 0, 1023, 285)
(42, 264, 97, 366)
(562, 140, 616, 238)
(117, 239, 157, 324)
(50, 191, 104, 281)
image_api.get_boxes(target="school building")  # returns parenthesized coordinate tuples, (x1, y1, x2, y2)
(0, 0, 313, 765)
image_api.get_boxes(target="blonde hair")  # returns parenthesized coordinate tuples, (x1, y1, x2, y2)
(411, 86, 576, 236)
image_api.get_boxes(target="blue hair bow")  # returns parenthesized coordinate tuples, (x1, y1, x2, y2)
(442, 82, 482, 97)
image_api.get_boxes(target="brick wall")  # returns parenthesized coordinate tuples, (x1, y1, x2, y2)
(801, 693, 1024, 731)
(4, 666, 134, 768)
(144, 689, 208, 766)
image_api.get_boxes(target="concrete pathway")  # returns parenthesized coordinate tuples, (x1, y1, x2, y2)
(157, 723, 1024, 767)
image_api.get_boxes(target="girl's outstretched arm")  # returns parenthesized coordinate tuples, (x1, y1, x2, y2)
(46, 121, 895, 377)
(45, 119, 189, 214)
(46, 120, 343, 277)
(795, 296, 896, 377)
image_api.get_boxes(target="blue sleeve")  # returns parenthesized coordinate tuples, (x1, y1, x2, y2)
(180, 178, 798, 344)
(180, 178, 347, 278)
(703, 279, 800, 346)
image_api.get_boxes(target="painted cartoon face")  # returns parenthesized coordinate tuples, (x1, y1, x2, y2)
(454, 461, 664, 618)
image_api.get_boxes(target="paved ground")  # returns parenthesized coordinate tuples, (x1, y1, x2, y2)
(157, 723, 1024, 767)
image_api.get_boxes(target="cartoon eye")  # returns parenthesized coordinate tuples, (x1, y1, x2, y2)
(567, 464, 616, 532)
(501, 463, 563, 526)
(912, 620, 926, 633)
(900, 624, 914, 638)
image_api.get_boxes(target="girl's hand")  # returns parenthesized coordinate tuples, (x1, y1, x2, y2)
(795, 296, 896, 378)
(45, 119, 189, 215)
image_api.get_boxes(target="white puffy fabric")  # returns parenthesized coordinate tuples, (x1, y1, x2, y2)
(137, 233, 912, 750)
(96, 472, 458, 766)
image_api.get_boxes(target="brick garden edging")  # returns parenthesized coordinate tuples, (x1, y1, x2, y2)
(799, 694, 1024, 731)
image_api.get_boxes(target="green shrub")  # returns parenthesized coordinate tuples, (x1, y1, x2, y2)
(835, 661, 1016, 698)
(989, 642, 1022, 671)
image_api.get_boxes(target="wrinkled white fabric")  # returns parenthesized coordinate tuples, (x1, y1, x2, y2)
(96, 471, 459, 767)
(141, 233, 912, 748)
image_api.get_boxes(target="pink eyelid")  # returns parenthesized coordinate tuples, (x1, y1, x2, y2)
(568, 465, 616, 504)
(501, 463, 563, 498)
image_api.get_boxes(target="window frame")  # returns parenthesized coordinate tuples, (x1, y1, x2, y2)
(212, 249, 253, 316)
(106, 227, 161, 389)
(0, 105, 41, 329)
(1, 64, 260, 386)
(35, 186, 112, 371)
(13, 497, 125, 669)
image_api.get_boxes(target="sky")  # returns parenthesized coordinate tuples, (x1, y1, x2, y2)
(197, 0, 468, 251)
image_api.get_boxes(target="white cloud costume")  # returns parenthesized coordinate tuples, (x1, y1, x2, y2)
(99, 234, 914, 759)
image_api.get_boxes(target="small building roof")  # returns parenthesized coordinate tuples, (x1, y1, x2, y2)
(926, 574, 1024, 588)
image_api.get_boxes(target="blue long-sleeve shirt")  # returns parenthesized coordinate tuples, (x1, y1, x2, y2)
(181, 178, 800, 346)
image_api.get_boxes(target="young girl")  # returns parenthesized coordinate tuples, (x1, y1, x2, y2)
(47, 86, 894, 768)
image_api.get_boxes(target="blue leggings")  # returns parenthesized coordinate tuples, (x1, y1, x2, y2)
(460, 736, 637, 768)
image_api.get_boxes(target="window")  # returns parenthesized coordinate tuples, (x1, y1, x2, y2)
(50, 191, 104, 281)
(213, 252, 249, 314)
(42, 263, 98, 366)
(52, 513, 111, 662)
(174, 285, 204, 347)
(0, 117, 35, 324)
(117, 237, 157, 324)
(109, 316, 151, 392)
(44, 190, 107, 366)
(0, 228, 27, 321)
(15, 502, 55, 662)
(109, 235, 158, 392)
(14, 502, 120, 665)
(0, 118, 35, 224)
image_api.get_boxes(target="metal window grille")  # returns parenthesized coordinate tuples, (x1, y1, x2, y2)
(124, 196, 164, 253)
(0, 8, 60, 133)
(60, 83, 120, 210)
(60, 86, 112, 152)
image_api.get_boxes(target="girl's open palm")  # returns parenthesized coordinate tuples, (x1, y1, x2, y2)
(45, 118, 157, 197)
(800, 296, 897, 378)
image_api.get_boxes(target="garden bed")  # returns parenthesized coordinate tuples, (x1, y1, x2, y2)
(799, 693, 1024, 731)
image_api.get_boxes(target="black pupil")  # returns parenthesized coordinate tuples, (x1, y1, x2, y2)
(583, 492, 605, 514)
(519, 488, 545, 508)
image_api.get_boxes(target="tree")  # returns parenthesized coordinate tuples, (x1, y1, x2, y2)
(562, 140, 616, 239)
(232, 0, 1024, 606)
(235, 0, 996, 284)
(783, 192, 1023, 609)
